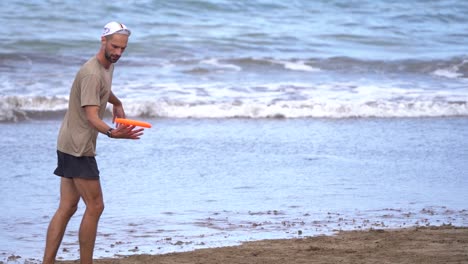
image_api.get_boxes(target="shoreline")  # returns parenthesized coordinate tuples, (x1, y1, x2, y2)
(52, 225, 468, 264)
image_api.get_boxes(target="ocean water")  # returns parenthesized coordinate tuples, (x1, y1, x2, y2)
(1, 0, 468, 120)
(1, 118, 467, 263)
(1, 0, 468, 263)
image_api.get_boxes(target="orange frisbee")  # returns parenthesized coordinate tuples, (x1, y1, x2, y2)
(115, 118, 152, 128)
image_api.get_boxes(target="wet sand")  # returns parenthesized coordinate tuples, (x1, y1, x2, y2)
(55, 225, 468, 264)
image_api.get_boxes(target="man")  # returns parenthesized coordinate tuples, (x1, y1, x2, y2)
(43, 22, 144, 264)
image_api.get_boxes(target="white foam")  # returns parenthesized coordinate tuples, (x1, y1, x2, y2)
(121, 99, 468, 119)
(432, 59, 467, 79)
(2, 82, 468, 121)
(432, 69, 463, 79)
(0, 96, 68, 121)
(284, 61, 320, 72)
(201, 58, 242, 71)
(269, 60, 321, 72)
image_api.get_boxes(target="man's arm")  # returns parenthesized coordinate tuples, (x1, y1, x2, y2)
(108, 91, 125, 122)
(108, 91, 121, 106)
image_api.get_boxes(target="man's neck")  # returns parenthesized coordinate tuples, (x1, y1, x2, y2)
(96, 52, 111, 69)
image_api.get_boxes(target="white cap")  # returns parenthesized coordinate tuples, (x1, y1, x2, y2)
(102, 22, 131, 37)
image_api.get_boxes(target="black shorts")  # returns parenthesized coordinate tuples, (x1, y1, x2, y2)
(54, 150, 100, 179)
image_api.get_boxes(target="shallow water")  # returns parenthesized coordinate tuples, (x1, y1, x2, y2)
(1, 118, 467, 262)
(1, 1, 468, 121)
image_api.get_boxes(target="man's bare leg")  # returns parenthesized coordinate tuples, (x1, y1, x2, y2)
(73, 178, 104, 264)
(43, 178, 80, 264)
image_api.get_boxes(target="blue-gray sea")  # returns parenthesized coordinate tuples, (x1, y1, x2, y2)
(1, 0, 468, 263)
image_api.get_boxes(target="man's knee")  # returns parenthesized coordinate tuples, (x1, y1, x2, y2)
(86, 200, 104, 216)
(59, 203, 78, 218)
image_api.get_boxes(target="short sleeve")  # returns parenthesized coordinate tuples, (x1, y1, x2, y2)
(80, 74, 102, 107)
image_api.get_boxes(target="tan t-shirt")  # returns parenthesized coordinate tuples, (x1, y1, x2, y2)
(57, 56, 114, 157)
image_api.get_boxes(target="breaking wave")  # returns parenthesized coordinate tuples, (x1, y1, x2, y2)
(1, 95, 467, 122)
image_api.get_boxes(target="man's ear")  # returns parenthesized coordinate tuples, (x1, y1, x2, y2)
(101, 36, 107, 45)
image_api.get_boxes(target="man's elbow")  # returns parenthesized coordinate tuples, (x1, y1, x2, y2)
(83, 106, 101, 128)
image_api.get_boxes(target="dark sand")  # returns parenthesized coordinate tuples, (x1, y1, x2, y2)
(57, 225, 468, 264)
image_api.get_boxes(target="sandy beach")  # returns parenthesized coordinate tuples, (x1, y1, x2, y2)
(52, 226, 468, 264)
(1, 2, 468, 264)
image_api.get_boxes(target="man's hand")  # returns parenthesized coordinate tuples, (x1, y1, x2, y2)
(111, 124, 144, 139)
(84, 105, 144, 139)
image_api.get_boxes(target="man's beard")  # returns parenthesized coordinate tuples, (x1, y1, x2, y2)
(105, 51, 120, 63)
